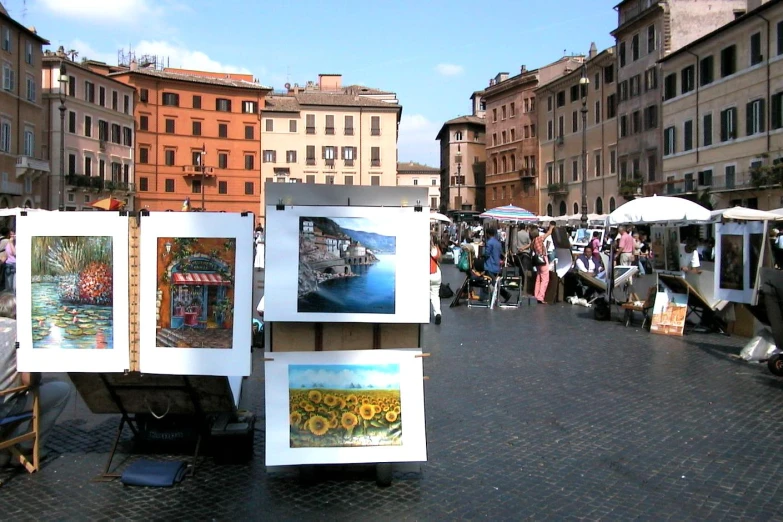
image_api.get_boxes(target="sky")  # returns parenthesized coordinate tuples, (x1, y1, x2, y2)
(289, 364, 400, 389)
(10, 0, 618, 167)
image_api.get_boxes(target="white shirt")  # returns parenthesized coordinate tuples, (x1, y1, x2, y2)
(576, 256, 597, 273)
(689, 249, 700, 268)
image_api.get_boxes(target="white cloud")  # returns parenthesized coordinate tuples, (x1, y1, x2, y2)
(435, 63, 464, 77)
(397, 113, 441, 167)
(38, 0, 162, 23)
(65, 39, 117, 66)
(134, 40, 252, 74)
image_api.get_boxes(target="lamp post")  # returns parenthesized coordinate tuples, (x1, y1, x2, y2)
(58, 62, 68, 211)
(579, 62, 590, 228)
(455, 143, 462, 222)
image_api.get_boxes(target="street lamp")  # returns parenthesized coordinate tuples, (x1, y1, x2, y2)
(58, 62, 68, 211)
(455, 143, 462, 220)
(579, 62, 590, 228)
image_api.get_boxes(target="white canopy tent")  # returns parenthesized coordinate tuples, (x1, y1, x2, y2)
(710, 207, 783, 222)
(0, 207, 51, 217)
(606, 195, 711, 226)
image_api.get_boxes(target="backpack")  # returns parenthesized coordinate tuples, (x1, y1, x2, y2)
(457, 247, 471, 273)
(439, 283, 454, 299)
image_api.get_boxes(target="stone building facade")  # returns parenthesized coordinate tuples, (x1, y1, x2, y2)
(396, 161, 440, 209)
(436, 115, 485, 213)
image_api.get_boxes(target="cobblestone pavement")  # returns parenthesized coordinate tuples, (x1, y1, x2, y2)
(2, 265, 783, 520)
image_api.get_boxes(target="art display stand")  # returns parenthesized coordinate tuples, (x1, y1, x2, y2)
(263, 184, 429, 486)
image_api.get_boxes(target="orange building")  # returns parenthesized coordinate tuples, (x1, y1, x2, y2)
(106, 65, 271, 214)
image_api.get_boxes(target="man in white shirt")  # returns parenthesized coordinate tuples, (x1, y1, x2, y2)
(576, 245, 605, 280)
(681, 240, 701, 274)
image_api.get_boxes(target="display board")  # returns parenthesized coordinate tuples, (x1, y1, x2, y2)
(650, 226, 681, 271)
(714, 222, 764, 304)
(139, 212, 253, 376)
(650, 280, 688, 336)
(265, 349, 427, 466)
(264, 205, 429, 324)
(16, 211, 131, 372)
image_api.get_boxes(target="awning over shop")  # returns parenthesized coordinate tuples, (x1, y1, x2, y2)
(172, 272, 230, 286)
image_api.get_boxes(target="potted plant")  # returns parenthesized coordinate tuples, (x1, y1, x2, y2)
(213, 298, 233, 328)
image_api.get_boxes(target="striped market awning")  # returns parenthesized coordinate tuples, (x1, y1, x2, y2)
(479, 205, 538, 223)
(172, 272, 230, 286)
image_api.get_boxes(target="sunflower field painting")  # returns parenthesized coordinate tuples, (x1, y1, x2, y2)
(288, 364, 402, 448)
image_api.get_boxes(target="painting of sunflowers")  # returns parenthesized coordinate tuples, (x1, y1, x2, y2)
(288, 364, 402, 448)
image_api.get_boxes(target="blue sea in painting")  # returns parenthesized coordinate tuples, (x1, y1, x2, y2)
(298, 254, 396, 314)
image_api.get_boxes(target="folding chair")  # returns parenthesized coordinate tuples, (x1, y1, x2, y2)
(467, 277, 493, 308)
(0, 386, 39, 473)
(621, 286, 656, 329)
(498, 266, 522, 308)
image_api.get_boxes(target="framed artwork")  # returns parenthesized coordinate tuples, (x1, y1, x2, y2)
(265, 349, 427, 466)
(714, 222, 763, 304)
(650, 280, 688, 337)
(139, 212, 253, 376)
(264, 206, 429, 323)
(16, 212, 130, 372)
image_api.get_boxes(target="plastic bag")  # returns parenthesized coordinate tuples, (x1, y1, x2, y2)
(739, 328, 779, 361)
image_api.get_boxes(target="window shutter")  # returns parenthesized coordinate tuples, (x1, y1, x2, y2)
(720, 110, 728, 141)
(352, 147, 357, 159)
(747, 102, 754, 136)
(774, 95, 782, 130)
(341, 147, 345, 160)
(760, 99, 766, 132)
(731, 108, 738, 138)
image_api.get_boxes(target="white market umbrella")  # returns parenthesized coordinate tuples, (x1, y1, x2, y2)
(710, 206, 783, 222)
(606, 195, 711, 226)
(480, 204, 538, 222)
(429, 212, 452, 223)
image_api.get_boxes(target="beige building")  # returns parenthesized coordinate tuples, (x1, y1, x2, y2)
(396, 161, 440, 209)
(0, 6, 48, 208)
(536, 45, 619, 217)
(435, 115, 486, 213)
(261, 74, 401, 189)
(42, 49, 136, 210)
(483, 57, 584, 214)
(661, 0, 783, 210)
(612, 0, 746, 196)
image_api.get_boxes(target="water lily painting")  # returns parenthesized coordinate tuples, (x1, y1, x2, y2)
(31, 236, 113, 349)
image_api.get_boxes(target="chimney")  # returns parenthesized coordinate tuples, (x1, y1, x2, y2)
(520, 65, 527, 74)
(318, 74, 342, 91)
(589, 42, 598, 59)
(56, 45, 66, 58)
(746, 0, 765, 12)
(489, 79, 496, 86)
(130, 59, 138, 71)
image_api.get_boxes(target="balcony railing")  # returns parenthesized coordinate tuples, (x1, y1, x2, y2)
(181, 165, 215, 178)
(345, 159, 354, 167)
(66, 174, 136, 193)
(16, 156, 50, 179)
(547, 182, 568, 196)
(371, 159, 380, 167)
(519, 168, 536, 178)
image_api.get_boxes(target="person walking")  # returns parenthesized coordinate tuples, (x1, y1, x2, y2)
(253, 226, 265, 272)
(4, 230, 15, 293)
(429, 233, 442, 325)
(531, 223, 555, 304)
(617, 226, 635, 266)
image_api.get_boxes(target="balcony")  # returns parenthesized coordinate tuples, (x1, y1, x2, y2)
(547, 182, 568, 196)
(519, 168, 536, 178)
(325, 158, 335, 168)
(67, 174, 136, 193)
(619, 176, 643, 200)
(556, 136, 564, 146)
(16, 156, 50, 179)
(181, 165, 215, 178)
(344, 159, 354, 167)
(0, 178, 22, 196)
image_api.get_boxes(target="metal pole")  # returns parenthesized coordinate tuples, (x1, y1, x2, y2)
(457, 161, 461, 212)
(59, 101, 65, 211)
(201, 148, 206, 211)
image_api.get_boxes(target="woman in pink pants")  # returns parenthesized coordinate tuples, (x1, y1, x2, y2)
(531, 224, 555, 304)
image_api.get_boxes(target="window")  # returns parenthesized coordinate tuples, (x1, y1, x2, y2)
(68, 111, 76, 133)
(139, 115, 148, 131)
(23, 128, 33, 156)
(165, 179, 174, 192)
(99, 86, 105, 107)
(111, 123, 121, 144)
(218, 153, 228, 169)
(647, 154, 657, 182)
(139, 177, 148, 191)
(216, 98, 231, 112)
(263, 150, 276, 163)
(681, 65, 695, 94)
(778, 21, 783, 56)
(25, 75, 34, 101)
(139, 88, 148, 102)
(556, 91, 565, 107)
(242, 101, 257, 114)
(594, 152, 601, 177)
(371, 116, 380, 135)
(122, 127, 132, 146)
(620, 114, 628, 137)
(572, 160, 578, 182)
(124, 95, 130, 114)
(610, 150, 616, 174)
(306, 114, 315, 134)
(219, 181, 227, 194)
(510, 102, 516, 116)
(306, 145, 316, 165)
(0, 120, 10, 152)
(219, 123, 228, 138)
(323, 146, 336, 161)
(619, 80, 628, 101)
(99, 159, 105, 179)
(112, 91, 118, 111)
(594, 73, 600, 90)
(344, 115, 353, 135)
(492, 108, 497, 122)
(630, 75, 641, 96)
(265, 119, 273, 132)
(547, 120, 553, 140)
(286, 150, 297, 163)
(664, 74, 677, 100)
(165, 150, 175, 166)
(162, 92, 179, 106)
(68, 75, 75, 97)
(245, 154, 255, 170)
(632, 111, 641, 134)
(703, 113, 713, 146)
(245, 182, 254, 195)
(191, 179, 201, 194)
(1, 28, 9, 52)
(287, 119, 297, 133)
(604, 64, 614, 83)
(98, 120, 108, 141)
(84, 115, 92, 137)
(306, 175, 315, 184)
(721, 45, 737, 77)
(530, 124, 536, 137)
(772, 93, 783, 129)
(751, 32, 763, 66)
(647, 25, 656, 53)
(684, 120, 693, 151)
(511, 128, 516, 141)
(698, 169, 713, 186)
(720, 107, 737, 141)
(558, 115, 564, 137)
(326, 115, 335, 135)
(631, 33, 639, 61)
(547, 96, 553, 111)
(607, 94, 617, 119)
(747, 99, 765, 135)
(570, 85, 580, 103)
(502, 105, 507, 119)
(68, 153, 76, 175)
(664, 126, 676, 156)
(192, 121, 202, 136)
(139, 147, 149, 164)
(245, 125, 254, 140)
(619, 41, 626, 67)
(165, 119, 175, 134)
(725, 165, 736, 189)
(193, 95, 201, 109)
(644, 105, 657, 130)
(371, 147, 380, 167)
(572, 111, 578, 133)
(644, 67, 657, 91)
(2, 64, 13, 92)
(700, 56, 714, 86)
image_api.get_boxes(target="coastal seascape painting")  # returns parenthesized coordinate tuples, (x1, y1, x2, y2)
(31, 236, 113, 349)
(298, 217, 396, 315)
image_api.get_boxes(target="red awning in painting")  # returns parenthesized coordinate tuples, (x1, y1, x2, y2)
(172, 272, 230, 286)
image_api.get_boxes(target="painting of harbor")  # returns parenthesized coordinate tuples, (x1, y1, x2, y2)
(156, 237, 236, 349)
(31, 236, 114, 349)
(297, 217, 396, 314)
